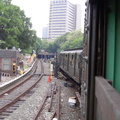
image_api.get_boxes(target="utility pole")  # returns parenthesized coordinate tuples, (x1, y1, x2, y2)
(0, 25, 5, 82)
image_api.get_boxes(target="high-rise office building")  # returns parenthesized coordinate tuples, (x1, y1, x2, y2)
(42, 25, 49, 39)
(49, 0, 82, 41)
(75, 4, 82, 30)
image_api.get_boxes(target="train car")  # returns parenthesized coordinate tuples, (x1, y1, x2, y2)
(37, 51, 54, 60)
(80, 0, 120, 120)
(57, 0, 120, 120)
(59, 48, 82, 85)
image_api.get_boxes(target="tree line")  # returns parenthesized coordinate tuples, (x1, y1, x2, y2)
(0, 0, 39, 53)
(42, 30, 83, 53)
(0, 0, 83, 54)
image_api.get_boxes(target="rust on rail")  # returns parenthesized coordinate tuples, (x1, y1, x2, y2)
(33, 92, 48, 120)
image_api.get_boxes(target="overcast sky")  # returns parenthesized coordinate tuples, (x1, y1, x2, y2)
(11, 0, 86, 38)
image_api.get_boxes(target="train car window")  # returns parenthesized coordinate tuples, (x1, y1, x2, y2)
(63, 54, 64, 64)
(75, 54, 77, 60)
(78, 55, 82, 69)
(69, 55, 71, 66)
(59, 54, 62, 64)
(69, 54, 73, 66)
(78, 55, 80, 69)
(76, 54, 79, 69)
(70, 61, 72, 66)
(72, 55, 73, 60)
(64, 54, 67, 64)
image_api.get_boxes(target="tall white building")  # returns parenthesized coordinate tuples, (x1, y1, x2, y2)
(75, 4, 82, 30)
(42, 25, 49, 39)
(49, 0, 82, 41)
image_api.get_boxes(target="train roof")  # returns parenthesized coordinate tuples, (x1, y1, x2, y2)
(63, 48, 82, 51)
(38, 52, 54, 55)
(60, 49, 82, 54)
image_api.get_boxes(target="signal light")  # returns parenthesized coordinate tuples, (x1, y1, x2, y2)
(12, 63, 16, 73)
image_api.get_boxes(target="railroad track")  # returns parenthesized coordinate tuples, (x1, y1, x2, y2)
(0, 60, 62, 120)
(0, 60, 44, 119)
(33, 82, 61, 120)
(0, 60, 38, 97)
(0, 60, 38, 94)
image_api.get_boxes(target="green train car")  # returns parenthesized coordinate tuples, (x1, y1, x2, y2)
(81, 0, 120, 120)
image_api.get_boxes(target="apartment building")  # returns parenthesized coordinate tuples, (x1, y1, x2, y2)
(49, 0, 82, 41)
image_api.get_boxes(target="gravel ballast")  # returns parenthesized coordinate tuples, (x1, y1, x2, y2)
(4, 61, 80, 120)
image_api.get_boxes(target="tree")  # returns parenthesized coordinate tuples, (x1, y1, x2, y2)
(46, 42, 58, 53)
(41, 39, 49, 51)
(0, 2, 24, 48)
(34, 37, 42, 54)
(60, 30, 83, 51)
(53, 30, 83, 52)
(0, 0, 38, 53)
(40, 30, 83, 53)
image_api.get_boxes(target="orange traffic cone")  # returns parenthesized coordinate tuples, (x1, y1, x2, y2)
(48, 75, 51, 82)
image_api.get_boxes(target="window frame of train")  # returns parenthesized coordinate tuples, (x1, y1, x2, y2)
(67, 54, 69, 72)
(74, 53, 77, 76)
(64, 54, 67, 64)
(69, 54, 74, 66)
(76, 53, 81, 71)
(62, 54, 64, 68)
(59, 54, 62, 66)
(63, 53, 68, 72)
(63, 54, 65, 68)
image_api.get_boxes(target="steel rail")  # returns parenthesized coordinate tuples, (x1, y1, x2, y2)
(0, 74, 43, 113)
(50, 111, 57, 120)
(0, 60, 43, 113)
(33, 92, 48, 120)
(48, 82, 56, 112)
(0, 61, 37, 97)
(57, 86, 61, 120)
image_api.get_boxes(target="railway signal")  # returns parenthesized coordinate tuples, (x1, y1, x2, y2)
(12, 63, 16, 73)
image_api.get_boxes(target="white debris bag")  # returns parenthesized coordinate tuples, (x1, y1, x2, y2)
(68, 97, 76, 107)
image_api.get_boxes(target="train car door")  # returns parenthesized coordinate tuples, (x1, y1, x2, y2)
(81, 0, 98, 120)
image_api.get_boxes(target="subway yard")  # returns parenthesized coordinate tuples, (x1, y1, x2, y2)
(0, 59, 80, 120)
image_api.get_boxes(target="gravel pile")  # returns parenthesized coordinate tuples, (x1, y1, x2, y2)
(4, 61, 80, 120)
